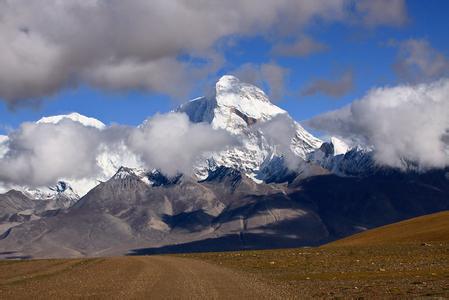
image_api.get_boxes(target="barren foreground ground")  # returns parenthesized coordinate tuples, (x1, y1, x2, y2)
(0, 255, 284, 299)
(2, 211, 449, 299)
(1, 244, 449, 299)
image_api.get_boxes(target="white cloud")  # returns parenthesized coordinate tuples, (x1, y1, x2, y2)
(0, 136, 8, 159)
(0, 112, 238, 187)
(0, 0, 408, 105)
(128, 112, 238, 176)
(256, 114, 302, 170)
(0, 120, 103, 186)
(308, 78, 449, 170)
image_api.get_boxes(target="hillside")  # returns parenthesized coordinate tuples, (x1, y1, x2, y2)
(326, 210, 449, 247)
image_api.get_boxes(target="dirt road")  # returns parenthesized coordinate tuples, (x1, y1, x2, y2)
(0, 256, 285, 299)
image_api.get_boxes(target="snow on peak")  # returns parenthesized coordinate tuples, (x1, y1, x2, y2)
(213, 75, 285, 129)
(51, 181, 74, 194)
(216, 75, 241, 88)
(113, 167, 138, 180)
(177, 75, 322, 180)
(330, 137, 350, 155)
(20, 180, 80, 210)
(178, 75, 286, 131)
(37, 112, 106, 129)
(112, 166, 149, 182)
(216, 75, 268, 102)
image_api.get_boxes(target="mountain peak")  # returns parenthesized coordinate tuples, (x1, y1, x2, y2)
(210, 75, 286, 131)
(112, 166, 140, 180)
(216, 75, 244, 92)
(176, 75, 322, 180)
(215, 75, 273, 104)
(217, 74, 240, 85)
(178, 75, 286, 131)
(330, 137, 350, 156)
(37, 112, 105, 129)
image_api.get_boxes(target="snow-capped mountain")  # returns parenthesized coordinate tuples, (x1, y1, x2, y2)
(37, 112, 106, 129)
(22, 181, 80, 210)
(0, 112, 142, 203)
(3, 76, 449, 259)
(309, 137, 376, 176)
(0, 76, 362, 201)
(35, 113, 142, 197)
(330, 137, 350, 156)
(178, 75, 322, 180)
(0, 180, 81, 236)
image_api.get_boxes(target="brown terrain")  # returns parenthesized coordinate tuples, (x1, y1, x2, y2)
(187, 210, 449, 298)
(0, 256, 285, 299)
(1, 211, 449, 299)
(325, 210, 449, 247)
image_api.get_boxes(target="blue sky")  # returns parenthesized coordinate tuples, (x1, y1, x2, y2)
(1, 0, 448, 135)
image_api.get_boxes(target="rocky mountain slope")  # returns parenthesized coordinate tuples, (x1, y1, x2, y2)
(2, 165, 449, 258)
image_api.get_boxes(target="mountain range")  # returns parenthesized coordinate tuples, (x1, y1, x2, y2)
(1, 76, 448, 259)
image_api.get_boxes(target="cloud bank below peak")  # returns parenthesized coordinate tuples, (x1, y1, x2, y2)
(0, 112, 237, 188)
(307, 78, 449, 170)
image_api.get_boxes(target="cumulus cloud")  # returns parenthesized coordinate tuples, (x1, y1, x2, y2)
(0, 0, 408, 106)
(231, 63, 289, 100)
(273, 36, 327, 57)
(128, 113, 238, 176)
(393, 39, 449, 82)
(0, 112, 237, 187)
(0, 120, 104, 186)
(302, 70, 354, 98)
(0, 136, 8, 159)
(307, 78, 449, 170)
(257, 114, 302, 170)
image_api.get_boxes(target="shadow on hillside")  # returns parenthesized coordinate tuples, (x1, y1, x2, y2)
(0, 251, 32, 260)
(127, 232, 323, 256)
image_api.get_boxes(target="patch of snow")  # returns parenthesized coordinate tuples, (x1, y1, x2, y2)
(18, 209, 34, 216)
(148, 217, 170, 232)
(37, 112, 106, 129)
(212, 75, 286, 133)
(113, 167, 136, 180)
(330, 137, 350, 155)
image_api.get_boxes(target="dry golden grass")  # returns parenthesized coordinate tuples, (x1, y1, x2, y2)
(326, 210, 449, 247)
(185, 211, 449, 298)
(185, 243, 449, 298)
